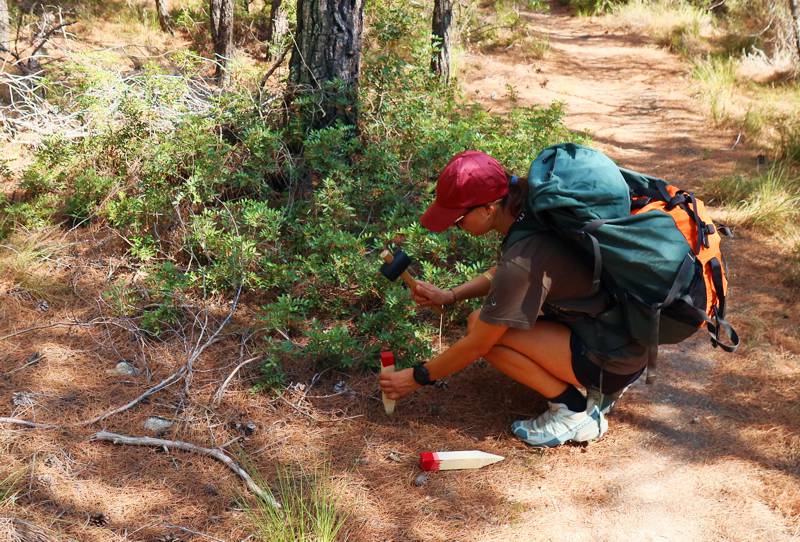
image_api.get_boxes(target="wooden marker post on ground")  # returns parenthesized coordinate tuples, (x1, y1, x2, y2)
(419, 450, 504, 471)
(380, 351, 396, 415)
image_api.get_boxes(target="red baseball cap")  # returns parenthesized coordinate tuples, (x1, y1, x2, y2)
(420, 150, 509, 232)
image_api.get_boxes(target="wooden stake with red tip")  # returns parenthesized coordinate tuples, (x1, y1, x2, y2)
(380, 351, 396, 415)
(419, 450, 504, 471)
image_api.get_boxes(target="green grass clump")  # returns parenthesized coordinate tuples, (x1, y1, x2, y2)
(692, 55, 737, 123)
(243, 466, 347, 542)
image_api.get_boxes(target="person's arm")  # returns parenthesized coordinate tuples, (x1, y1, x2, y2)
(413, 266, 496, 307)
(379, 317, 508, 400)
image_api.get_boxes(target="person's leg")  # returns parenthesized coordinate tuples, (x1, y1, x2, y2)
(465, 310, 606, 446)
(466, 309, 582, 401)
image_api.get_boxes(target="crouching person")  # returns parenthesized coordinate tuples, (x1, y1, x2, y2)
(379, 150, 646, 447)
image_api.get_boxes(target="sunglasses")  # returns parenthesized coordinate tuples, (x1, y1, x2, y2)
(453, 207, 478, 228)
(454, 200, 502, 228)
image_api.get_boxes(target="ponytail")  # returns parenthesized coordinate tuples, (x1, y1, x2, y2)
(501, 174, 528, 217)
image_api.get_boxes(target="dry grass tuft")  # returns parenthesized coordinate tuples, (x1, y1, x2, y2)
(0, 227, 70, 299)
(705, 165, 800, 234)
(608, 0, 714, 54)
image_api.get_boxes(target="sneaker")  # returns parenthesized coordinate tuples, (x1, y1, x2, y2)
(586, 385, 630, 415)
(511, 403, 608, 447)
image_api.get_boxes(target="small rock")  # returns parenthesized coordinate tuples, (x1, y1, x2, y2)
(387, 451, 402, 463)
(413, 474, 428, 487)
(12, 391, 36, 407)
(144, 416, 173, 433)
(113, 360, 139, 376)
(691, 417, 700, 424)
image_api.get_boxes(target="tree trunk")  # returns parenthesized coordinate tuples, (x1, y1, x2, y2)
(155, 0, 173, 35)
(265, 0, 283, 50)
(790, 0, 800, 61)
(210, 0, 234, 85)
(288, 0, 364, 130)
(0, 0, 9, 52)
(431, 0, 452, 84)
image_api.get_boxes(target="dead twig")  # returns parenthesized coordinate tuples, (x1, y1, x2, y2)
(2, 287, 244, 429)
(0, 416, 56, 429)
(212, 355, 262, 405)
(74, 366, 187, 427)
(91, 430, 280, 508)
(259, 43, 292, 90)
(184, 284, 243, 395)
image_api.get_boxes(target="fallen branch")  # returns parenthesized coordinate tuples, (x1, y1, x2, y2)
(91, 430, 280, 508)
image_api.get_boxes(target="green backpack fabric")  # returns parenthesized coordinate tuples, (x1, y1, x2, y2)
(504, 143, 738, 380)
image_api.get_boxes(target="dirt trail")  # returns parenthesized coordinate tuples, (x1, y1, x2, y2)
(460, 8, 755, 187)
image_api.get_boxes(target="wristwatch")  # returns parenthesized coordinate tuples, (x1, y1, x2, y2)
(412, 363, 437, 386)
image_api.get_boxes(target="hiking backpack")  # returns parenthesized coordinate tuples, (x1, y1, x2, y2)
(504, 143, 739, 381)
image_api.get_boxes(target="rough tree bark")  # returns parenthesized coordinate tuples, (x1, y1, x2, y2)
(431, 0, 452, 84)
(0, 0, 9, 52)
(790, 0, 800, 61)
(210, 0, 234, 85)
(288, 0, 364, 130)
(155, 0, 173, 34)
(265, 0, 282, 42)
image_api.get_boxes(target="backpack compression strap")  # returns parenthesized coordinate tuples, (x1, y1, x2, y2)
(707, 257, 739, 352)
(679, 261, 739, 352)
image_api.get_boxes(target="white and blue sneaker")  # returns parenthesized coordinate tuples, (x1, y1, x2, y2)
(511, 403, 608, 447)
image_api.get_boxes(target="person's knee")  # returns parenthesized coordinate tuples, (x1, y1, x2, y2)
(466, 309, 481, 334)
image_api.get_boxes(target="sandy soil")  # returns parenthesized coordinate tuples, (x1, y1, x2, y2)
(1, 3, 799, 542)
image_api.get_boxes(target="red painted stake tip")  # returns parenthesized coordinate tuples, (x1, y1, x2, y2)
(419, 452, 440, 471)
(380, 351, 395, 367)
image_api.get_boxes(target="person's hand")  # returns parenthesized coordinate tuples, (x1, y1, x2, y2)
(379, 367, 421, 400)
(412, 281, 453, 307)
